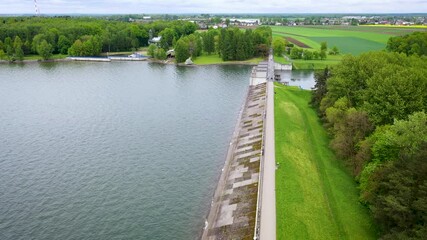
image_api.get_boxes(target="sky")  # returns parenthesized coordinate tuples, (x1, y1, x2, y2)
(0, 0, 426, 14)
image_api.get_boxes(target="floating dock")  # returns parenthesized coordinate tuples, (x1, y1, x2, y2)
(67, 56, 148, 62)
(67, 57, 111, 62)
(108, 57, 147, 61)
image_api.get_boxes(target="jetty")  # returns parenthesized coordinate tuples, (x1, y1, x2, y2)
(202, 51, 276, 240)
(67, 56, 147, 62)
(67, 57, 111, 62)
(108, 56, 147, 61)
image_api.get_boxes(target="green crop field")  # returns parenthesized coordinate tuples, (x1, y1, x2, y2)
(274, 84, 377, 239)
(309, 37, 385, 55)
(272, 25, 427, 56)
(272, 25, 393, 55)
(271, 25, 427, 69)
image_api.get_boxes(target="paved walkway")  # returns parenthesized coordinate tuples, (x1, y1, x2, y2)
(259, 81, 276, 240)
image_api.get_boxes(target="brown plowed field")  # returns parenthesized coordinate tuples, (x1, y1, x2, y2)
(284, 37, 311, 48)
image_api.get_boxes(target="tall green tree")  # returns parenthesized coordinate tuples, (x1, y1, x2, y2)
(147, 44, 157, 58)
(273, 38, 286, 56)
(359, 112, 427, 239)
(4, 37, 14, 60)
(202, 30, 215, 54)
(319, 50, 327, 60)
(311, 67, 330, 111)
(57, 35, 71, 54)
(320, 41, 328, 51)
(13, 36, 24, 60)
(32, 34, 46, 53)
(37, 40, 53, 60)
(159, 28, 175, 50)
(68, 39, 83, 56)
(0, 49, 6, 60)
(290, 47, 302, 59)
(174, 38, 189, 63)
(362, 65, 426, 125)
(387, 32, 427, 56)
(155, 48, 167, 60)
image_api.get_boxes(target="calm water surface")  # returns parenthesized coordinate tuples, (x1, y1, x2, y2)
(0, 62, 252, 240)
(277, 69, 316, 90)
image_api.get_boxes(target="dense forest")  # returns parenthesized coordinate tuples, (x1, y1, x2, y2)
(0, 17, 271, 63)
(0, 17, 197, 60)
(387, 32, 427, 57)
(170, 26, 271, 63)
(312, 32, 427, 239)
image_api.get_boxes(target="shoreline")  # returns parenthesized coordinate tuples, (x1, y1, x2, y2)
(0, 58, 72, 64)
(0, 56, 261, 67)
(200, 85, 250, 239)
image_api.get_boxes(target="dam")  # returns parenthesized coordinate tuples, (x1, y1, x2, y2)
(202, 53, 277, 240)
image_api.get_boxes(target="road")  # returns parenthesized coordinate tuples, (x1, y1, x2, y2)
(259, 56, 276, 239)
(266, 49, 275, 81)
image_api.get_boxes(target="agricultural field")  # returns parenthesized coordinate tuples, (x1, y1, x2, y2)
(272, 26, 427, 55)
(274, 84, 377, 239)
(272, 25, 426, 69)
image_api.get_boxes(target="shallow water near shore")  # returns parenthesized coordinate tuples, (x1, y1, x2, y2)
(277, 69, 316, 90)
(0, 61, 251, 240)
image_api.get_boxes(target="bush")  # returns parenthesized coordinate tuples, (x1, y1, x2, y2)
(155, 48, 167, 60)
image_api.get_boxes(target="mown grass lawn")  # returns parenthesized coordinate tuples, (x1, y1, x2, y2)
(273, 55, 291, 65)
(193, 53, 263, 65)
(274, 84, 377, 239)
(291, 54, 342, 70)
(274, 52, 342, 70)
(23, 54, 67, 60)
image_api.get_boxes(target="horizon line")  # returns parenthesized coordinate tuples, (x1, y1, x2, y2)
(1, 12, 427, 15)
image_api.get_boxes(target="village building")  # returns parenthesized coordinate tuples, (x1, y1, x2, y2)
(230, 18, 260, 26)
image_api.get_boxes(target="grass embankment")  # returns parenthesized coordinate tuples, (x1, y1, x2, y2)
(193, 53, 263, 65)
(274, 84, 377, 239)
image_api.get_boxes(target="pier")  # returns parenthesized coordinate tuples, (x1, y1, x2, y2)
(202, 51, 276, 240)
(67, 56, 147, 62)
(67, 57, 111, 62)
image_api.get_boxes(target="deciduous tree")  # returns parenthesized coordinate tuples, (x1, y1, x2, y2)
(37, 40, 53, 60)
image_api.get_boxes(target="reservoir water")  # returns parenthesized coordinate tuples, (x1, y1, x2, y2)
(0, 62, 252, 240)
(277, 70, 316, 90)
(0, 62, 315, 240)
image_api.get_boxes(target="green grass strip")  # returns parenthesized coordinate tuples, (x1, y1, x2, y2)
(274, 84, 377, 239)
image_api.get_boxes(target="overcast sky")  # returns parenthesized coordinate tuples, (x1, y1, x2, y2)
(1, 0, 426, 14)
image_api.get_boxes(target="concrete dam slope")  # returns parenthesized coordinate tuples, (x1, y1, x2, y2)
(202, 52, 277, 240)
(202, 82, 267, 240)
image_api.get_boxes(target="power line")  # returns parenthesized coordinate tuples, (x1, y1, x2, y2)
(34, 0, 40, 16)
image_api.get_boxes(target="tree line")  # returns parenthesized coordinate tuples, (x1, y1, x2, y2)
(0, 17, 197, 61)
(168, 26, 272, 63)
(311, 33, 427, 238)
(387, 31, 427, 57)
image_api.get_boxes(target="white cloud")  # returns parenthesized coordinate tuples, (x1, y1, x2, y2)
(0, 0, 425, 14)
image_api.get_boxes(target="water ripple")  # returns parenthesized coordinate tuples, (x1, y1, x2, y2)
(0, 62, 250, 240)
